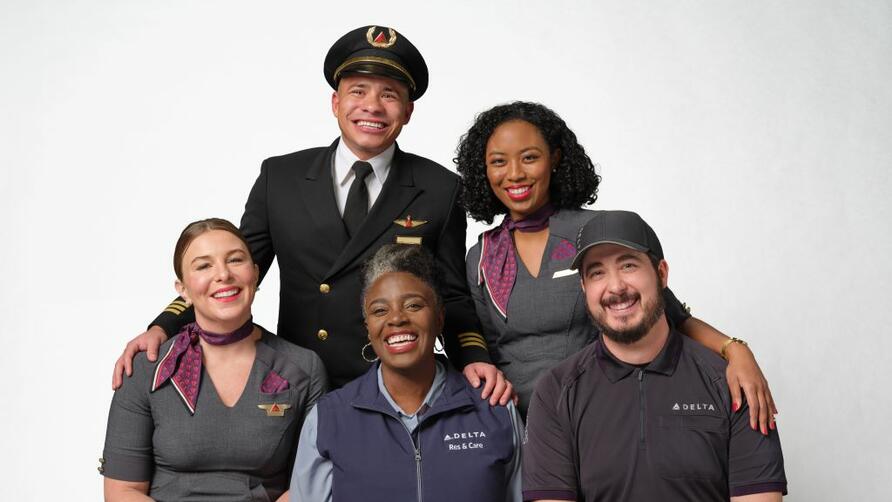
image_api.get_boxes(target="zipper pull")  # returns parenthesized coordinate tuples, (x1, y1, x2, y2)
(637, 369, 644, 381)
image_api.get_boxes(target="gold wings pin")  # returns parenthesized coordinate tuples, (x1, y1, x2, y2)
(394, 215, 428, 228)
(258, 403, 292, 417)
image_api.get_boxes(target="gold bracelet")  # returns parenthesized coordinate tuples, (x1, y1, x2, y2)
(720, 337, 748, 360)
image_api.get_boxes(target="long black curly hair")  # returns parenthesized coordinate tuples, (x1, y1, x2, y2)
(455, 101, 601, 224)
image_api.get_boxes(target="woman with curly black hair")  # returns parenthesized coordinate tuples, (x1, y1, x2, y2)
(457, 101, 601, 225)
(458, 101, 778, 425)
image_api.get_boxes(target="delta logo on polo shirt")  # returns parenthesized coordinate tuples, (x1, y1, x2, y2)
(443, 430, 488, 451)
(671, 401, 717, 412)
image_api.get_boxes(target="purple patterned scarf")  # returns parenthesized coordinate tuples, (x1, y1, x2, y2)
(151, 318, 254, 414)
(478, 204, 556, 319)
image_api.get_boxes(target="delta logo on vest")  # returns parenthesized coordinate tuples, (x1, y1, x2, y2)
(443, 430, 488, 451)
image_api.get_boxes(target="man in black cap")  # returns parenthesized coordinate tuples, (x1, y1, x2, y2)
(112, 25, 510, 399)
(523, 211, 787, 501)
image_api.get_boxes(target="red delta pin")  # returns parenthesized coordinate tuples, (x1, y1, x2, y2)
(258, 403, 292, 417)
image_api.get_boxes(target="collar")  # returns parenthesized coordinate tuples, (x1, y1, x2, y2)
(376, 360, 446, 418)
(594, 328, 683, 382)
(334, 139, 395, 187)
(351, 356, 475, 418)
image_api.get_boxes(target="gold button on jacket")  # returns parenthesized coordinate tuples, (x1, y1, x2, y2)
(317, 329, 329, 341)
(319, 283, 331, 294)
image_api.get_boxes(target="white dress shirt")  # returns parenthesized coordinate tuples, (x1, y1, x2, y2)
(332, 139, 395, 216)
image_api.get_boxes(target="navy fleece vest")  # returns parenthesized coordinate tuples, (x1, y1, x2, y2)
(315, 363, 515, 502)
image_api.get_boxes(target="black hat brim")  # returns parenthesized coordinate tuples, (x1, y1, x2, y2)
(570, 240, 651, 271)
(334, 57, 416, 92)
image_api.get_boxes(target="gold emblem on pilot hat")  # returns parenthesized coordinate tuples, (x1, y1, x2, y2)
(367, 27, 397, 48)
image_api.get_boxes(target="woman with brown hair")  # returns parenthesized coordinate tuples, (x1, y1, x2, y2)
(101, 218, 327, 501)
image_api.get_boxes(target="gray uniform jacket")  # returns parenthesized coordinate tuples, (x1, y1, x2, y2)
(102, 328, 327, 502)
(467, 209, 691, 417)
(467, 209, 596, 417)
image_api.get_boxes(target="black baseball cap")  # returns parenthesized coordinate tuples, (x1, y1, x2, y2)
(324, 25, 429, 101)
(570, 210, 664, 270)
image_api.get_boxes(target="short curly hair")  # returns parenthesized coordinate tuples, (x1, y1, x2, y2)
(454, 101, 601, 223)
(359, 244, 443, 315)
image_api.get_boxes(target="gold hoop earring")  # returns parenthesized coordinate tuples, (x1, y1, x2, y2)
(361, 342, 379, 363)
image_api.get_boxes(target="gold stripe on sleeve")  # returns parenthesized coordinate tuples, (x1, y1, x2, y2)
(457, 332, 488, 349)
(460, 340, 489, 350)
(458, 332, 486, 342)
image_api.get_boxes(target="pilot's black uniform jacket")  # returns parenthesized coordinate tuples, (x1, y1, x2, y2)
(152, 139, 489, 387)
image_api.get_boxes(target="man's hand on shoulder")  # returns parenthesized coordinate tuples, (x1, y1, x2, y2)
(111, 326, 169, 389)
(462, 362, 515, 406)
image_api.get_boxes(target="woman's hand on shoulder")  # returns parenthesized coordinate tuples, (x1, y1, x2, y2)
(462, 362, 516, 406)
(111, 326, 169, 390)
(725, 342, 778, 435)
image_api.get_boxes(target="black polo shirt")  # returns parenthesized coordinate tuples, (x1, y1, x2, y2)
(523, 330, 787, 501)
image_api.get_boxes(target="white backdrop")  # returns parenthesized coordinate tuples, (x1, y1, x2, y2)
(1, 1, 890, 499)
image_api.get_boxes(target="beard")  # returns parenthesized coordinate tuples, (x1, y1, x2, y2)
(590, 287, 665, 345)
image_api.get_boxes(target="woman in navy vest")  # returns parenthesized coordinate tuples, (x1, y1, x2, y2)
(290, 244, 523, 501)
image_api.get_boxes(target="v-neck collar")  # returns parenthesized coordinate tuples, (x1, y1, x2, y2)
(513, 229, 555, 280)
(201, 342, 261, 410)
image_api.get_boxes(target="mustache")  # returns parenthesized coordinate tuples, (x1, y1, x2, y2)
(601, 292, 640, 308)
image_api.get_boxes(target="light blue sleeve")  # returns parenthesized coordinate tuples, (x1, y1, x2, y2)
(290, 405, 332, 502)
(505, 401, 525, 502)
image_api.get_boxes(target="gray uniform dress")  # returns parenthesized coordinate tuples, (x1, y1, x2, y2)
(102, 328, 327, 502)
(467, 209, 596, 417)
(467, 209, 690, 417)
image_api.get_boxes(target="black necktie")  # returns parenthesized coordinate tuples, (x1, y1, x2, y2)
(343, 161, 373, 237)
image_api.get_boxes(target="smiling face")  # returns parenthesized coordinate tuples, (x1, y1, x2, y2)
(485, 119, 560, 220)
(580, 243, 667, 345)
(363, 271, 442, 372)
(332, 74, 414, 160)
(175, 229, 258, 333)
